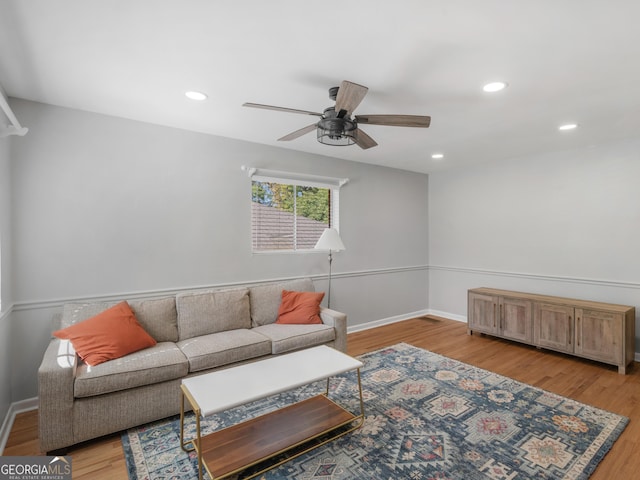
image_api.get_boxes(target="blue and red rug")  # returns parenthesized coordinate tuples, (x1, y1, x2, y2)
(122, 343, 627, 479)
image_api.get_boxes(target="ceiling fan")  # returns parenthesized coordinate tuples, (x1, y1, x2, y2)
(243, 80, 431, 150)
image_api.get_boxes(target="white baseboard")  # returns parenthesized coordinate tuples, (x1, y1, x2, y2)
(426, 309, 467, 323)
(0, 397, 38, 455)
(347, 309, 640, 363)
(347, 309, 467, 334)
(347, 309, 431, 333)
(2, 305, 637, 453)
(426, 309, 640, 362)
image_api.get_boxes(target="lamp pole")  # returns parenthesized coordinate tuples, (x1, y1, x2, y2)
(314, 227, 345, 311)
(327, 250, 333, 309)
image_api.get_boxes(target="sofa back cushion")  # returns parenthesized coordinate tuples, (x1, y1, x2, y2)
(61, 297, 178, 343)
(128, 297, 178, 342)
(61, 302, 117, 329)
(176, 288, 250, 340)
(249, 278, 315, 327)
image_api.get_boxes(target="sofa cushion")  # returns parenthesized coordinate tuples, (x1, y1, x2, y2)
(177, 329, 271, 372)
(251, 323, 335, 354)
(74, 342, 188, 398)
(176, 288, 250, 341)
(128, 297, 178, 342)
(59, 298, 178, 343)
(53, 301, 157, 366)
(249, 278, 315, 327)
(60, 301, 117, 329)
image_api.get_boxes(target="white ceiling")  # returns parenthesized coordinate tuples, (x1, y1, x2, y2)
(1, 0, 639, 174)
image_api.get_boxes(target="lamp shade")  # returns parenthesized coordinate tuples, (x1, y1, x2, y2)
(314, 228, 346, 251)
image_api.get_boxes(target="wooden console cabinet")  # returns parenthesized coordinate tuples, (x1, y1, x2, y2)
(468, 288, 636, 374)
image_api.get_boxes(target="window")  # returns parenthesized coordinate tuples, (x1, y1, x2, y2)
(247, 168, 347, 252)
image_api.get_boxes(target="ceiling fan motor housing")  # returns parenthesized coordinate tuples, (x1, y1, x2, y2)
(317, 107, 357, 146)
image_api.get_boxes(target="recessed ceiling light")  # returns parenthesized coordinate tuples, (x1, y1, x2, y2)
(431, 153, 444, 159)
(558, 123, 578, 131)
(483, 81, 508, 93)
(185, 91, 208, 101)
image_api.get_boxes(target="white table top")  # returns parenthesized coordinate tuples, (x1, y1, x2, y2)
(182, 345, 363, 417)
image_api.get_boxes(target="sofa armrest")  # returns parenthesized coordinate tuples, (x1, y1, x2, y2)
(320, 307, 347, 353)
(38, 338, 78, 453)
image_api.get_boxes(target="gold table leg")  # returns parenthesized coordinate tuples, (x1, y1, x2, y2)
(179, 368, 365, 480)
(180, 385, 204, 480)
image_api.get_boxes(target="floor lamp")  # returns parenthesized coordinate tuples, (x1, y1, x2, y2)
(314, 228, 346, 309)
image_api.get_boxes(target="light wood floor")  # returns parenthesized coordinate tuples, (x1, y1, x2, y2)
(5, 316, 640, 479)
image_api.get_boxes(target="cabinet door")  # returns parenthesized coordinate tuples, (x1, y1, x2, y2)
(575, 308, 623, 365)
(500, 297, 533, 343)
(468, 292, 498, 335)
(534, 303, 574, 353)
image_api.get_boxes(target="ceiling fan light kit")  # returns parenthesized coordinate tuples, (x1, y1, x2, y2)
(244, 80, 431, 150)
(317, 107, 357, 146)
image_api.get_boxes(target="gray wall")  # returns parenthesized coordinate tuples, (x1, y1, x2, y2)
(0, 135, 12, 424)
(4, 96, 640, 416)
(7, 98, 429, 402)
(428, 139, 640, 346)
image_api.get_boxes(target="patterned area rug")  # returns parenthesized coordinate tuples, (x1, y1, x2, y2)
(122, 343, 627, 479)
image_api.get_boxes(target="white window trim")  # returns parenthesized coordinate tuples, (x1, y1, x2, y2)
(242, 166, 349, 189)
(245, 166, 347, 254)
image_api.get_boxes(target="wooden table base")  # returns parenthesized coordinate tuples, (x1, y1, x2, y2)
(181, 369, 364, 480)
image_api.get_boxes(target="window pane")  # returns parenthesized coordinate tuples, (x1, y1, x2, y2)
(295, 187, 329, 249)
(251, 181, 332, 252)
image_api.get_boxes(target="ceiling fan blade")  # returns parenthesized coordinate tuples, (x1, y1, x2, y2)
(334, 80, 368, 116)
(243, 103, 323, 117)
(355, 114, 431, 128)
(354, 128, 378, 150)
(278, 123, 317, 141)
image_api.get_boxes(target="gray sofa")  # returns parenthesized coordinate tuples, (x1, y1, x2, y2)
(37, 278, 347, 453)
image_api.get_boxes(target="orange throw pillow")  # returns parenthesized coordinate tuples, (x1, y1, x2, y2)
(53, 301, 157, 366)
(276, 290, 325, 325)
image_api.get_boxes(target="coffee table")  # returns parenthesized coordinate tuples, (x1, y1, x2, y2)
(180, 345, 365, 480)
